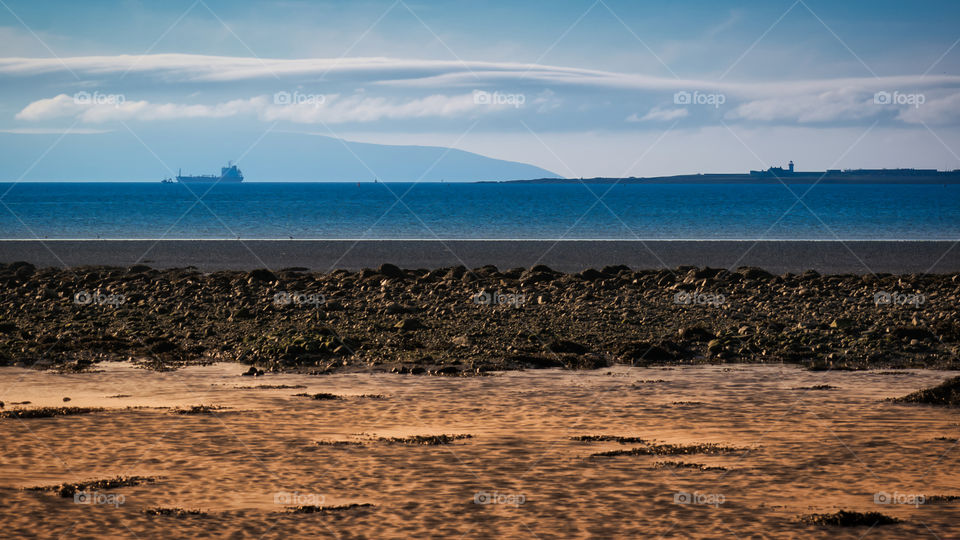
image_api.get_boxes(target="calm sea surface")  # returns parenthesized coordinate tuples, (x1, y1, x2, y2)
(0, 182, 957, 240)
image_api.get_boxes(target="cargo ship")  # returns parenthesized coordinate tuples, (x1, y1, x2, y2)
(175, 162, 244, 183)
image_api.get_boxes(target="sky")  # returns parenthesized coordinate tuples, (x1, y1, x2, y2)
(1, 0, 960, 179)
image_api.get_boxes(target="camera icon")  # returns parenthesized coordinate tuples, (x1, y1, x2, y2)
(673, 491, 691, 504)
(73, 91, 91, 105)
(874, 91, 892, 105)
(473, 90, 491, 105)
(474, 491, 491, 504)
(274, 91, 292, 105)
(873, 291, 892, 306)
(874, 491, 891, 504)
(674, 91, 692, 105)
(74, 491, 92, 504)
(473, 291, 492, 306)
(673, 291, 691, 305)
(273, 292, 292, 306)
(74, 291, 92, 305)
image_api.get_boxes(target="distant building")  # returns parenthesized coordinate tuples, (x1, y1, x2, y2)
(750, 161, 797, 177)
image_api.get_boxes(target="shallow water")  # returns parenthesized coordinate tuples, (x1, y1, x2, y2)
(0, 363, 958, 538)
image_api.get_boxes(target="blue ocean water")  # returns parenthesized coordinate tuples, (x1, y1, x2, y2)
(0, 182, 958, 240)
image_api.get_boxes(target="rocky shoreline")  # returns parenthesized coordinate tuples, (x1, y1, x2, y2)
(1, 261, 958, 374)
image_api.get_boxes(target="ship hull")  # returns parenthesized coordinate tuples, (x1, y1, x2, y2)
(176, 177, 243, 183)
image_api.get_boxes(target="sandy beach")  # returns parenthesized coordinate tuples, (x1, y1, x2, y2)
(1, 363, 958, 538)
(2, 239, 959, 274)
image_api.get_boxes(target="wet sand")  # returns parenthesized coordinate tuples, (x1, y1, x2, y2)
(1, 363, 958, 538)
(2, 239, 960, 273)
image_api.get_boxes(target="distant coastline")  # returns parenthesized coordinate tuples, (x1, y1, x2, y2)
(495, 164, 960, 184)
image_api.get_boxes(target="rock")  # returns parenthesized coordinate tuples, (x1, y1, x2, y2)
(546, 340, 589, 354)
(127, 265, 152, 274)
(799, 510, 900, 527)
(508, 354, 563, 369)
(230, 308, 254, 320)
(707, 339, 723, 354)
(148, 339, 178, 354)
(890, 326, 936, 342)
(378, 263, 405, 279)
(62, 397, 71, 402)
(242, 366, 264, 377)
(617, 341, 679, 363)
(679, 326, 714, 342)
(430, 366, 461, 376)
(564, 354, 610, 369)
(10, 261, 35, 280)
(602, 265, 631, 275)
(528, 265, 554, 274)
(890, 376, 960, 407)
(577, 268, 609, 281)
(521, 272, 555, 285)
(394, 318, 426, 331)
(443, 266, 467, 280)
(247, 268, 276, 282)
(830, 318, 856, 330)
(736, 266, 772, 280)
(384, 302, 408, 315)
(451, 335, 473, 348)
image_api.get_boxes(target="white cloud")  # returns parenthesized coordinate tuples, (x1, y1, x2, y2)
(15, 92, 521, 124)
(16, 94, 262, 122)
(628, 107, 688, 122)
(897, 92, 960, 125)
(725, 88, 880, 123)
(6, 54, 960, 128)
(2, 54, 959, 97)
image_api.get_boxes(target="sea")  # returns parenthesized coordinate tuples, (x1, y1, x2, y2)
(0, 182, 958, 240)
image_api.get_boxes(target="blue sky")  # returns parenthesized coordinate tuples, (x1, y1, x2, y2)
(2, 0, 960, 178)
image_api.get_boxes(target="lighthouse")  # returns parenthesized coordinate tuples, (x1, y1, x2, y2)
(788, 160, 795, 173)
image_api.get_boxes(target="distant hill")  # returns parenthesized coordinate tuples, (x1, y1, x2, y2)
(0, 129, 560, 182)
